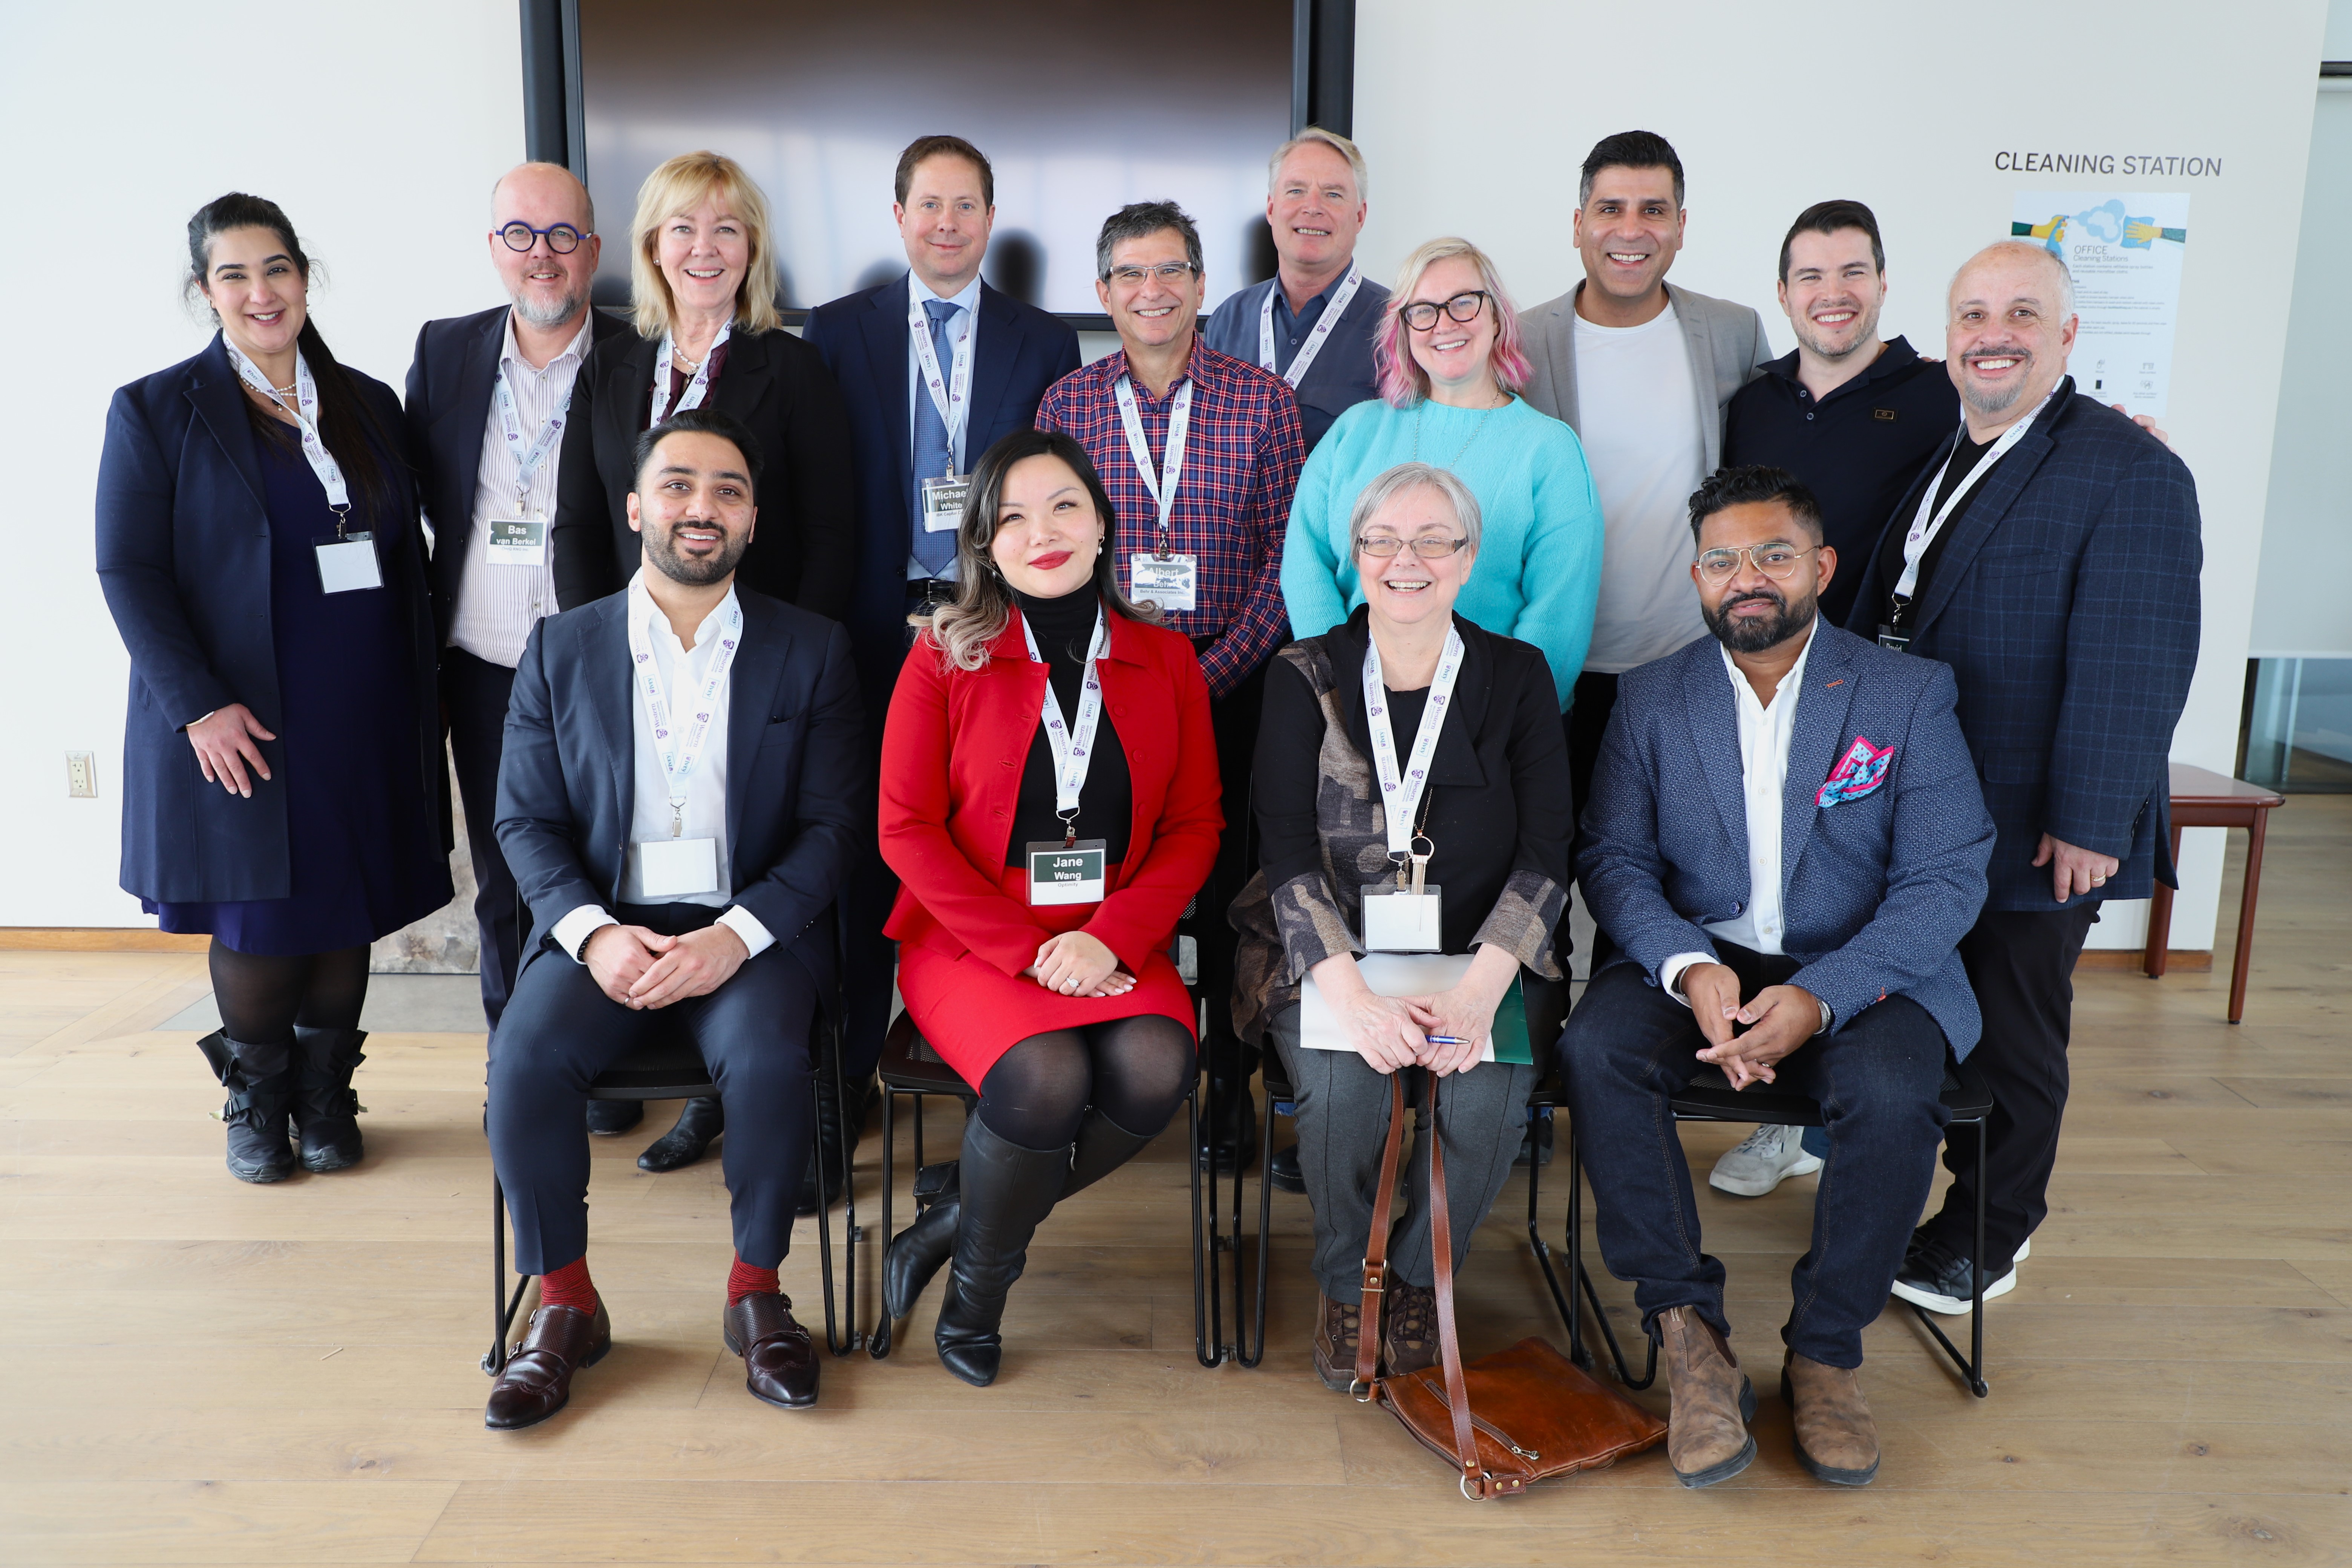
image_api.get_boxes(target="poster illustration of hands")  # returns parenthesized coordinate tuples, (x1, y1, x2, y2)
(2011, 191, 2190, 417)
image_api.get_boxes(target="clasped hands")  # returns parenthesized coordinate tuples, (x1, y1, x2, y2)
(1315, 951, 1511, 1079)
(1681, 962, 1821, 1090)
(1021, 931, 1137, 999)
(585, 922, 747, 1009)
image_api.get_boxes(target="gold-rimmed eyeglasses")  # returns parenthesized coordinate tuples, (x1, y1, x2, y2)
(1694, 544, 1819, 582)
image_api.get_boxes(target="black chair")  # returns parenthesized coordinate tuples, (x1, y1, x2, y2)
(1527, 1059, 1996, 1399)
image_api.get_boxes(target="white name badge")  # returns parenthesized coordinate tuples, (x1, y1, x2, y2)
(1129, 552, 1198, 614)
(485, 518, 547, 567)
(315, 533, 383, 594)
(1027, 839, 1107, 905)
(634, 836, 720, 898)
(1361, 885, 1443, 952)
(920, 474, 970, 534)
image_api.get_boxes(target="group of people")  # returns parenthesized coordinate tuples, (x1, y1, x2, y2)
(95, 124, 2201, 1484)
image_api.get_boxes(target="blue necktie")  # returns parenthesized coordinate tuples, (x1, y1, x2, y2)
(911, 297, 961, 576)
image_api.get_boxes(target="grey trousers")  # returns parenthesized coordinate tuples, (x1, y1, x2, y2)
(1270, 1004, 1537, 1299)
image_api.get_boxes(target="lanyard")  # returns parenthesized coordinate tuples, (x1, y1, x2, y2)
(625, 583, 744, 835)
(225, 340, 351, 527)
(1257, 262, 1363, 389)
(1113, 373, 1192, 552)
(1895, 389, 2057, 600)
(1363, 625, 1467, 862)
(909, 289, 975, 474)
(492, 364, 571, 514)
(1020, 602, 1109, 845)
(649, 319, 733, 427)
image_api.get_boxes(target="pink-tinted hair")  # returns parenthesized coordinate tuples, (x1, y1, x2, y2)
(1374, 237, 1532, 408)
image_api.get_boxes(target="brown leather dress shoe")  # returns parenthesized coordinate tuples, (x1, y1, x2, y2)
(485, 1300, 611, 1430)
(1312, 1290, 1364, 1392)
(723, 1292, 819, 1409)
(1657, 1305, 1756, 1487)
(1782, 1351, 1881, 1485)
(1381, 1282, 1439, 1378)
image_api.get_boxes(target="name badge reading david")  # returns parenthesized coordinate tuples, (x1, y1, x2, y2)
(1027, 839, 1107, 906)
(1360, 885, 1443, 952)
(1130, 553, 1198, 614)
(486, 518, 547, 567)
(635, 837, 720, 898)
(314, 532, 383, 594)
(920, 475, 970, 534)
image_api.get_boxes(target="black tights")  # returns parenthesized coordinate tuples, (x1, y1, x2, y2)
(210, 941, 370, 1046)
(975, 1015, 1195, 1150)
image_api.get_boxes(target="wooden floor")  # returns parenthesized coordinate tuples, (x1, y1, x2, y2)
(3, 800, 2347, 1566)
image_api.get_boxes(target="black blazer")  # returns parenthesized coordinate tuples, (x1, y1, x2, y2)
(403, 303, 631, 642)
(93, 334, 445, 903)
(550, 325, 856, 619)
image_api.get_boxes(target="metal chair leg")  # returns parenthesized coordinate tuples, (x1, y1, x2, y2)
(1526, 1109, 1582, 1363)
(1235, 1094, 1277, 1369)
(485, 1174, 530, 1377)
(1564, 1122, 1657, 1390)
(1191, 1083, 1218, 1367)
(868, 1086, 899, 1358)
(813, 1019, 859, 1357)
(1904, 1115, 1992, 1397)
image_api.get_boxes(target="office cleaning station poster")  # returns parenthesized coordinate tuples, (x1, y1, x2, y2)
(2011, 191, 2191, 418)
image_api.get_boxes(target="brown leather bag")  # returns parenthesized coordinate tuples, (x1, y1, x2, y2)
(1354, 1073, 1668, 1498)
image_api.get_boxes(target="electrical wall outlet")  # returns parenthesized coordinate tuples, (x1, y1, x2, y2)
(66, 751, 97, 798)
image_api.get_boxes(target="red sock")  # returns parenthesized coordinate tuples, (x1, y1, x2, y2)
(540, 1257, 597, 1314)
(727, 1256, 779, 1305)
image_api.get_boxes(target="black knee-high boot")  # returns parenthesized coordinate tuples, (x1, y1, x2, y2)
(292, 1025, 367, 1173)
(1061, 1107, 1156, 1199)
(196, 1031, 298, 1184)
(934, 1117, 1069, 1387)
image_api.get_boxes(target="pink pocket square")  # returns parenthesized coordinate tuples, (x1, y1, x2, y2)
(1818, 737, 1894, 806)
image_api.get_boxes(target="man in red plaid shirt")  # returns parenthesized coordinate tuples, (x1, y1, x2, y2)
(1037, 200, 1308, 1168)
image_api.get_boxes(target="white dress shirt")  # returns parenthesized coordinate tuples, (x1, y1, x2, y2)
(548, 574, 775, 965)
(1659, 621, 1817, 1003)
(905, 271, 983, 582)
(447, 312, 593, 668)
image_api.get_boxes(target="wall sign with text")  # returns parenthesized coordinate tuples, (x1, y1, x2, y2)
(2011, 191, 2191, 418)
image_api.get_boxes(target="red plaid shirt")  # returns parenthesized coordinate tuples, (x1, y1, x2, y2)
(1037, 340, 1306, 697)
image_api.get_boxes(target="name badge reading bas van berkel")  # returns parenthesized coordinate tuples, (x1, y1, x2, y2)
(1027, 840, 1107, 905)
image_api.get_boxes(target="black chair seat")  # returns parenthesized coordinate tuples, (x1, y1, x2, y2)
(583, 1033, 716, 1101)
(877, 1011, 972, 1098)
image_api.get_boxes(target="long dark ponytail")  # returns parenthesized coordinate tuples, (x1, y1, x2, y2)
(185, 193, 391, 505)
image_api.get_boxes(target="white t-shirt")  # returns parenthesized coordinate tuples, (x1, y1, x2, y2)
(1574, 303, 1708, 674)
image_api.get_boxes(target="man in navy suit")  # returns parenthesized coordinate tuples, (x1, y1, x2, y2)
(1845, 240, 2200, 1318)
(484, 407, 863, 1430)
(1562, 467, 1994, 1490)
(802, 135, 1081, 1095)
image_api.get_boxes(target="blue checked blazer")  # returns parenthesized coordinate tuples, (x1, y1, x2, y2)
(1579, 625, 1994, 1054)
(1843, 385, 2201, 911)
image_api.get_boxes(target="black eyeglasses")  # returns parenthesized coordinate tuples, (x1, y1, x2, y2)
(1399, 291, 1490, 331)
(496, 222, 588, 254)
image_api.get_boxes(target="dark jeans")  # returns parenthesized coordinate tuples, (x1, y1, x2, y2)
(1196, 653, 1268, 1075)
(488, 902, 819, 1275)
(1922, 904, 2099, 1274)
(1559, 946, 1950, 1367)
(443, 649, 524, 1039)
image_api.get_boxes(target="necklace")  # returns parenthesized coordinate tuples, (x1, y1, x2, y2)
(1410, 388, 1510, 469)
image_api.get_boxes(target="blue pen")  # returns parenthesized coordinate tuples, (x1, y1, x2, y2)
(1426, 1035, 1472, 1046)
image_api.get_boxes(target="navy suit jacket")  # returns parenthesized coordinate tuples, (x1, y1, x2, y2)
(95, 334, 443, 903)
(402, 304, 630, 642)
(800, 275, 1080, 722)
(1579, 625, 1994, 1054)
(495, 587, 868, 993)
(1843, 386, 2201, 911)
(1200, 273, 1389, 452)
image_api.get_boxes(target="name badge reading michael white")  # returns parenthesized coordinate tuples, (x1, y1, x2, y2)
(486, 518, 548, 567)
(1027, 839, 1107, 905)
(920, 475, 970, 534)
(314, 532, 384, 594)
(1360, 885, 1443, 952)
(1129, 553, 1198, 614)
(635, 837, 720, 898)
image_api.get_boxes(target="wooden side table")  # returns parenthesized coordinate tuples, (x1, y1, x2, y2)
(2143, 762, 2285, 1023)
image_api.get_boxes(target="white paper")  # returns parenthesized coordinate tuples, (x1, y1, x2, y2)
(633, 836, 719, 897)
(1301, 954, 1491, 1058)
(2009, 191, 2190, 417)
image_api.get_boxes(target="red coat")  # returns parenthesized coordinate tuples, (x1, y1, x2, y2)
(880, 608, 1223, 981)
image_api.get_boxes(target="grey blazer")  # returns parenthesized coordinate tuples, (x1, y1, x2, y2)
(1517, 280, 1773, 474)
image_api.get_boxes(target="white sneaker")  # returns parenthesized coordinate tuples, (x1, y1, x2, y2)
(1889, 1238, 2020, 1315)
(1707, 1124, 1823, 1197)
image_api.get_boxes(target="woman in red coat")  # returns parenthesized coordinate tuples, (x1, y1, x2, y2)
(878, 429, 1222, 1386)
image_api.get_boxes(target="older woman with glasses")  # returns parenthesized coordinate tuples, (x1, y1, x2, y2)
(1280, 238, 1602, 717)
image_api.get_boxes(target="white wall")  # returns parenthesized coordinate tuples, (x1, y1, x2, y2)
(1354, 0, 2329, 952)
(0, 2, 527, 926)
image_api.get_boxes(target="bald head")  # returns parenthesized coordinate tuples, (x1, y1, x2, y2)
(1944, 240, 2078, 435)
(488, 162, 599, 335)
(1950, 239, 2073, 322)
(492, 162, 594, 231)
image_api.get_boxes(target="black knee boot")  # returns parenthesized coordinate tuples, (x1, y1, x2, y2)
(1062, 1107, 1156, 1199)
(292, 1026, 367, 1173)
(196, 1031, 298, 1184)
(880, 1159, 962, 1349)
(935, 1117, 1069, 1387)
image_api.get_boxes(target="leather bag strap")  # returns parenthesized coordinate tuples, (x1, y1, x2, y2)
(1422, 1073, 1484, 1496)
(1353, 1072, 1409, 1395)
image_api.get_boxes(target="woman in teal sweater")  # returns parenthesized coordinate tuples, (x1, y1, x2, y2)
(1280, 237, 1601, 710)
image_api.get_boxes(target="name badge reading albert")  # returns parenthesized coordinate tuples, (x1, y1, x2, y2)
(920, 474, 970, 534)
(1027, 839, 1107, 906)
(635, 837, 720, 898)
(1129, 553, 1199, 614)
(486, 518, 547, 567)
(1360, 885, 1443, 952)
(315, 532, 384, 594)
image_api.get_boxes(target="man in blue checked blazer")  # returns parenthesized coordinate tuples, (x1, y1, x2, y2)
(1560, 466, 1993, 1491)
(1844, 241, 2200, 1324)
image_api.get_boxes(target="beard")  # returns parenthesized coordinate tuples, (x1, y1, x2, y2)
(1958, 342, 2037, 418)
(644, 520, 749, 586)
(1792, 298, 1881, 362)
(511, 286, 586, 330)
(1703, 582, 1818, 655)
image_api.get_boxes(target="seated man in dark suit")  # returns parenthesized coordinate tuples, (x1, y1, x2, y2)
(1560, 466, 1993, 1490)
(485, 407, 864, 1429)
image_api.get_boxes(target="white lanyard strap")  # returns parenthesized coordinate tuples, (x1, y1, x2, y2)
(492, 366, 571, 512)
(1021, 603, 1110, 832)
(1363, 625, 1467, 856)
(1113, 373, 1193, 551)
(1257, 262, 1363, 389)
(626, 587, 744, 830)
(1896, 389, 2056, 599)
(649, 320, 733, 427)
(909, 291, 975, 473)
(225, 341, 350, 520)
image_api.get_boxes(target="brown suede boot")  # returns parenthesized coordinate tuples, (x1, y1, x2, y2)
(1381, 1282, 1439, 1378)
(1782, 1351, 1881, 1485)
(1657, 1305, 1756, 1487)
(1313, 1291, 1364, 1392)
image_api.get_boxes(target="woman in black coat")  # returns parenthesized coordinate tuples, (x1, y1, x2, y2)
(95, 194, 450, 1184)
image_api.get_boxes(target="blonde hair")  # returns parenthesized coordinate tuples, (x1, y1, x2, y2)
(628, 151, 782, 339)
(1267, 127, 1368, 202)
(1375, 237, 1530, 408)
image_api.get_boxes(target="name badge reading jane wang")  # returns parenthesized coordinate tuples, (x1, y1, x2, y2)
(1130, 553, 1198, 614)
(315, 532, 383, 595)
(635, 837, 720, 899)
(486, 518, 547, 567)
(1361, 885, 1443, 952)
(920, 475, 970, 534)
(1028, 839, 1107, 906)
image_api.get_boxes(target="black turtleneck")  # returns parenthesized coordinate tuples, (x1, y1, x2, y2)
(1005, 589, 1132, 865)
